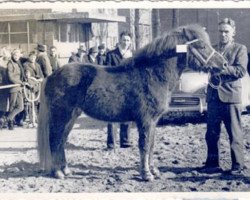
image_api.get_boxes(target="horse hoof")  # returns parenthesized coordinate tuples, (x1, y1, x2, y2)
(62, 166, 71, 176)
(150, 167, 161, 179)
(141, 171, 154, 182)
(53, 170, 65, 179)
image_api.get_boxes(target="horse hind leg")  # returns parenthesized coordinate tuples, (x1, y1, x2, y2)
(49, 107, 81, 179)
(61, 107, 82, 177)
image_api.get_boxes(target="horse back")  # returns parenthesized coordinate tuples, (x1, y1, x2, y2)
(45, 63, 97, 107)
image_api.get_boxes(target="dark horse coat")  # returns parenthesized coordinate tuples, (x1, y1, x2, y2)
(37, 24, 227, 181)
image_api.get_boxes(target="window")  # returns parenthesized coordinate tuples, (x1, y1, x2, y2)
(0, 21, 30, 46)
(58, 23, 80, 43)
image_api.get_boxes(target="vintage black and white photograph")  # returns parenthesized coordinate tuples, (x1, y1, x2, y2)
(0, 1, 250, 198)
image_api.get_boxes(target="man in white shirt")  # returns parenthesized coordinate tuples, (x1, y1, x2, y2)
(106, 31, 133, 149)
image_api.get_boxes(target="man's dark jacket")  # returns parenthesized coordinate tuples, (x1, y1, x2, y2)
(7, 59, 25, 93)
(82, 54, 98, 64)
(106, 48, 123, 66)
(97, 54, 107, 65)
(68, 53, 82, 63)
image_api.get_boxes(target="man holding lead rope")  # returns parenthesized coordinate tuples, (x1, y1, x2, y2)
(202, 18, 248, 176)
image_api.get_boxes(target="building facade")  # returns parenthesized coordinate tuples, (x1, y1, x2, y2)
(0, 9, 125, 64)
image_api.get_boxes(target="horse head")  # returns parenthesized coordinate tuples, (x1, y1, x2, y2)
(180, 24, 227, 73)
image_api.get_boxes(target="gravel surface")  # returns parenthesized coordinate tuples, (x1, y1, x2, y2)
(0, 114, 250, 193)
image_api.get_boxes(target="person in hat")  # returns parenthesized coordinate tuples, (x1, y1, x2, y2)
(36, 44, 52, 78)
(82, 46, 98, 64)
(6, 49, 26, 130)
(49, 46, 61, 73)
(97, 44, 107, 65)
(105, 30, 133, 149)
(201, 18, 248, 175)
(68, 45, 86, 63)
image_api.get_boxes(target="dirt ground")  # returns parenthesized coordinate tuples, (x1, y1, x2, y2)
(0, 114, 250, 193)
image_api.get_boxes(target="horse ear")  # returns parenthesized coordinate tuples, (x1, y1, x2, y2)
(183, 28, 192, 41)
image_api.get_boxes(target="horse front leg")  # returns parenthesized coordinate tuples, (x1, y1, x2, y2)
(149, 126, 160, 179)
(137, 120, 156, 181)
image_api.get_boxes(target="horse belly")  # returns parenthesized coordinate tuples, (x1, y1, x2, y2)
(82, 86, 132, 122)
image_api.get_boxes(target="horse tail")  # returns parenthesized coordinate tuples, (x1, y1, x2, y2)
(37, 78, 52, 172)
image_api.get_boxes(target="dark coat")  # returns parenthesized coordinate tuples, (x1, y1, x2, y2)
(82, 54, 98, 64)
(0, 65, 10, 112)
(68, 53, 82, 63)
(7, 59, 25, 93)
(207, 42, 248, 103)
(97, 54, 107, 65)
(49, 55, 61, 72)
(23, 61, 44, 79)
(36, 52, 52, 78)
(106, 47, 123, 66)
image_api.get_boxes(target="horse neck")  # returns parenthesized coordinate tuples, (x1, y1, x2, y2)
(142, 49, 185, 82)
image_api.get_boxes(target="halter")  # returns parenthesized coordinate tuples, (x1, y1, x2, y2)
(186, 39, 216, 65)
(178, 39, 224, 89)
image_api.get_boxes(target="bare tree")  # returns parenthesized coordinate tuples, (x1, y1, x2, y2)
(134, 9, 140, 50)
(134, 9, 151, 50)
(152, 9, 161, 38)
(172, 9, 180, 28)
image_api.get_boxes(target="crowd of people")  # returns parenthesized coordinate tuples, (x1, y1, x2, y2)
(0, 44, 55, 130)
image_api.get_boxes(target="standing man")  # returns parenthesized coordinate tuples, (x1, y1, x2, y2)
(202, 18, 248, 175)
(49, 46, 61, 73)
(97, 44, 107, 65)
(36, 44, 52, 78)
(106, 31, 133, 149)
(6, 49, 25, 130)
(82, 46, 98, 64)
(68, 45, 86, 63)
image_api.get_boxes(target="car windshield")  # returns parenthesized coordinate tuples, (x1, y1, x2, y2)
(178, 69, 208, 93)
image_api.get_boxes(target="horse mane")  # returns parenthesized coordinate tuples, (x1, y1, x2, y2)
(108, 24, 211, 71)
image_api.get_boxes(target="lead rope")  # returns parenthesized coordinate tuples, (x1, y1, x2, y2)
(208, 73, 222, 89)
(23, 77, 42, 127)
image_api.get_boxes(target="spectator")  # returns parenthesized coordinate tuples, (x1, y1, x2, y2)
(82, 46, 98, 64)
(68, 45, 86, 63)
(6, 49, 25, 130)
(49, 46, 61, 73)
(106, 31, 133, 149)
(23, 51, 44, 126)
(201, 18, 248, 175)
(36, 44, 52, 78)
(23, 51, 44, 81)
(0, 48, 10, 128)
(97, 44, 107, 65)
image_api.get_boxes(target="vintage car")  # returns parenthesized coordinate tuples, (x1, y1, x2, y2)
(159, 69, 250, 123)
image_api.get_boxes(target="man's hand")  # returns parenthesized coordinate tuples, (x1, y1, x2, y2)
(24, 82, 33, 90)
